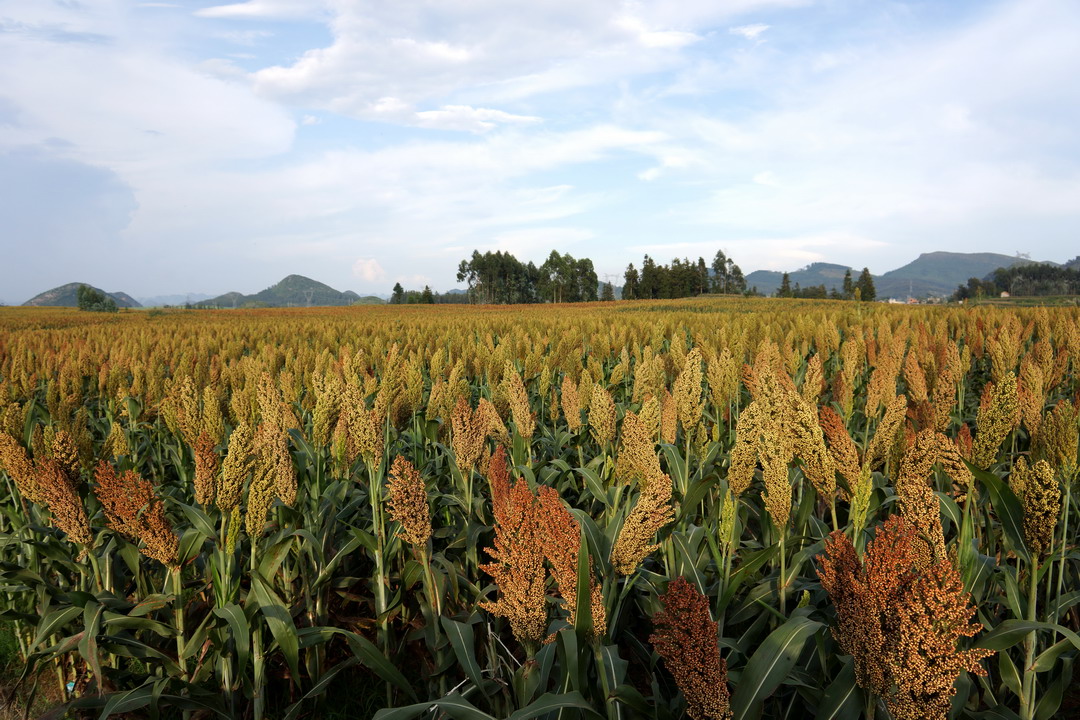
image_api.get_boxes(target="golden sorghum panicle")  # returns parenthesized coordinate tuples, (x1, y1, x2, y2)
(480, 451, 548, 650)
(819, 406, 860, 492)
(36, 459, 92, 545)
(896, 430, 948, 569)
(201, 385, 225, 444)
(865, 394, 908, 471)
(972, 372, 1019, 469)
(387, 455, 432, 547)
(50, 428, 82, 481)
(650, 577, 732, 720)
(536, 486, 607, 638)
(660, 389, 678, 445)
(800, 353, 825, 405)
(727, 400, 763, 497)
(245, 441, 277, 539)
(107, 420, 130, 458)
(865, 339, 904, 418)
(426, 378, 447, 424)
(817, 516, 992, 720)
(1010, 457, 1060, 557)
(503, 362, 535, 439)
(706, 347, 739, 413)
(217, 421, 254, 512)
(451, 396, 485, 475)
(610, 473, 674, 575)
(902, 351, 928, 404)
(588, 385, 617, 447)
(786, 388, 835, 499)
(94, 462, 179, 567)
(478, 397, 510, 446)
(617, 411, 661, 484)
(310, 371, 341, 447)
(0, 432, 43, 504)
(561, 376, 582, 433)
(193, 431, 219, 506)
(673, 347, 704, 433)
(267, 428, 296, 506)
(1017, 358, 1044, 437)
(639, 395, 661, 440)
(1034, 400, 1078, 480)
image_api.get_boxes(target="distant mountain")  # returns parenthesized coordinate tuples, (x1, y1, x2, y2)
(23, 282, 142, 308)
(1065, 256, 1080, 271)
(744, 262, 854, 296)
(876, 252, 1053, 298)
(137, 293, 215, 307)
(196, 275, 362, 308)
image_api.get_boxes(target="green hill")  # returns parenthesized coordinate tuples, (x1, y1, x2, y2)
(23, 282, 142, 308)
(876, 252, 1051, 298)
(744, 262, 854, 296)
(197, 275, 361, 308)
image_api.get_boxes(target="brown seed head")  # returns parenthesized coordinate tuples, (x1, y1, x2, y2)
(387, 455, 432, 548)
(94, 462, 178, 567)
(0, 432, 42, 504)
(36, 458, 92, 545)
(650, 577, 732, 720)
(193, 431, 219, 506)
(536, 486, 607, 639)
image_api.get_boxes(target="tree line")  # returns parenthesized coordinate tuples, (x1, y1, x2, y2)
(953, 260, 1080, 300)
(621, 250, 747, 300)
(391, 247, 886, 305)
(775, 267, 876, 301)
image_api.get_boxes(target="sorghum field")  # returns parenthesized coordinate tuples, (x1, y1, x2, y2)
(0, 298, 1078, 720)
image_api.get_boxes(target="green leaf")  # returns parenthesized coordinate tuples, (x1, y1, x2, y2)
(250, 574, 301, 686)
(576, 467, 610, 507)
(998, 649, 1022, 699)
(976, 620, 1080, 652)
(730, 614, 822, 718)
(574, 527, 595, 642)
(507, 691, 603, 720)
(372, 693, 494, 720)
(814, 659, 862, 720)
(719, 545, 779, 613)
(1033, 638, 1075, 673)
(441, 617, 486, 695)
(967, 461, 1030, 564)
(31, 606, 82, 651)
(212, 604, 251, 676)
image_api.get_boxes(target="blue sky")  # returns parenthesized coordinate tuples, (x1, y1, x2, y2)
(1, 0, 1078, 303)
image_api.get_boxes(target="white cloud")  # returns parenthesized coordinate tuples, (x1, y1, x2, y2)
(730, 24, 770, 40)
(352, 258, 386, 282)
(300, 114, 320, 125)
(413, 106, 541, 134)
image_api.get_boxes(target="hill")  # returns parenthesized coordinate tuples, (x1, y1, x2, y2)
(197, 275, 361, 308)
(23, 282, 142, 308)
(744, 262, 854, 296)
(875, 252, 1052, 298)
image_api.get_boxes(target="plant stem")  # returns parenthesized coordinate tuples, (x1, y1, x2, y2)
(1020, 557, 1039, 720)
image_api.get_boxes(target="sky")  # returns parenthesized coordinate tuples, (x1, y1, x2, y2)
(1, 0, 1079, 303)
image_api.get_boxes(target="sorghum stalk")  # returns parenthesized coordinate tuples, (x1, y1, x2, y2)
(251, 540, 266, 720)
(1020, 557, 1039, 720)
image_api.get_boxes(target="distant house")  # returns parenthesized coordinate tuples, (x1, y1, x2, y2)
(1000, 291, 1010, 298)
